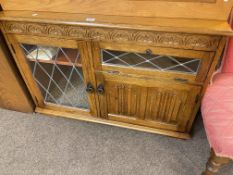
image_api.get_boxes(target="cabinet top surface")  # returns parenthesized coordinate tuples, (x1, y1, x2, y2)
(0, 11, 232, 36)
(1, 0, 233, 21)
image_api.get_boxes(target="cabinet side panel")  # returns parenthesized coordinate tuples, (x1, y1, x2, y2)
(0, 31, 34, 112)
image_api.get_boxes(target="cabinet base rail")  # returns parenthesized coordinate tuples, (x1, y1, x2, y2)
(35, 107, 191, 139)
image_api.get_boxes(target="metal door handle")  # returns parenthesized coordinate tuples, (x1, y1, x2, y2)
(97, 84, 105, 94)
(145, 49, 153, 55)
(86, 82, 94, 93)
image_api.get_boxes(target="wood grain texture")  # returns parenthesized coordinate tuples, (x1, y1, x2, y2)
(0, 11, 232, 36)
(35, 106, 191, 139)
(1, 0, 232, 20)
(5, 34, 47, 107)
(5, 34, 98, 116)
(0, 31, 34, 112)
(0, 8, 227, 137)
(14, 35, 78, 49)
(202, 37, 227, 96)
(105, 82, 142, 117)
(99, 41, 214, 84)
(96, 72, 201, 132)
(78, 41, 99, 117)
(145, 88, 185, 123)
(1, 21, 221, 51)
(202, 149, 232, 175)
(91, 38, 213, 134)
(186, 37, 226, 132)
(131, 0, 216, 2)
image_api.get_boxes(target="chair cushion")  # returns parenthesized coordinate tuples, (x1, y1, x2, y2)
(201, 73, 233, 159)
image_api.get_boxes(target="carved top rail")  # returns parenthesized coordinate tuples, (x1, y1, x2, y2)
(1, 21, 220, 51)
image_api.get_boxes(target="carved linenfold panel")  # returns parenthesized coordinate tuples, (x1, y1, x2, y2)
(105, 82, 188, 125)
(2, 21, 220, 51)
(145, 88, 187, 124)
(106, 83, 141, 116)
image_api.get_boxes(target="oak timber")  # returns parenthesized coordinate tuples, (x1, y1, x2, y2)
(0, 0, 232, 20)
(0, 11, 232, 36)
(202, 149, 232, 175)
(0, 1, 232, 138)
(35, 106, 191, 139)
(0, 31, 34, 112)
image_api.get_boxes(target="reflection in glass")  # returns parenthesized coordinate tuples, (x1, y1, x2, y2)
(21, 44, 89, 109)
(101, 49, 200, 75)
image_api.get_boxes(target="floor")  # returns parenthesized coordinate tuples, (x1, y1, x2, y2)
(0, 108, 232, 175)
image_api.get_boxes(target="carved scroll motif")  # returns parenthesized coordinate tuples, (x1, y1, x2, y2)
(2, 21, 220, 51)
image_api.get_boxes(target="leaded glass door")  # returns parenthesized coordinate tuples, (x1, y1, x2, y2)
(93, 42, 213, 84)
(10, 36, 97, 116)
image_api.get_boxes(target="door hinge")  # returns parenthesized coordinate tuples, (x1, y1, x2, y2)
(10, 44, 16, 54)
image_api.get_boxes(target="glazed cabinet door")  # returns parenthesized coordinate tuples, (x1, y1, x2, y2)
(94, 42, 213, 84)
(92, 42, 205, 131)
(7, 35, 98, 116)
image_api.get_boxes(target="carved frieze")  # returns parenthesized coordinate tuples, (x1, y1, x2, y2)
(2, 21, 220, 51)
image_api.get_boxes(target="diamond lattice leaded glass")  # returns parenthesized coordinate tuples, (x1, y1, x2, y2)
(101, 49, 201, 75)
(21, 44, 89, 109)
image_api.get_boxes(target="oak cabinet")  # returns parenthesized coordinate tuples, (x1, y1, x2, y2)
(0, 2, 232, 138)
(0, 27, 224, 139)
(0, 29, 224, 139)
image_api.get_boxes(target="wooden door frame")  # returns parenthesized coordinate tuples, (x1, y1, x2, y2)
(4, 34, 99, 117)
(96, 71, 201, 131)
(93, 41, 214, 84)
(6, 34, 45, 107)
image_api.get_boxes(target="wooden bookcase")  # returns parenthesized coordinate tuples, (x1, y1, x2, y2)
(0, 0, 232, 138)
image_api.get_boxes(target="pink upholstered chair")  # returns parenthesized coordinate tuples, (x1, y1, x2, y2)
(201, 18, 233, 175)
